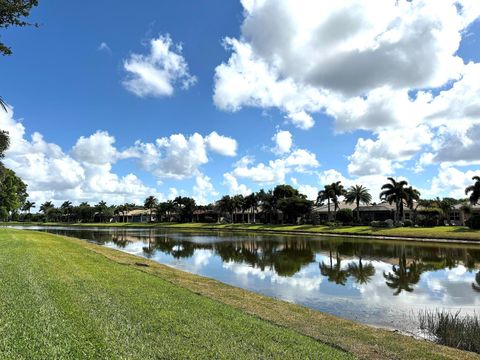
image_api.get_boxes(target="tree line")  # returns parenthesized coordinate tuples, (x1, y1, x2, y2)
(7, 176, 480, 228)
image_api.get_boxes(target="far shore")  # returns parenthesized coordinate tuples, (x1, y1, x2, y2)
(4, 221, 480, 244)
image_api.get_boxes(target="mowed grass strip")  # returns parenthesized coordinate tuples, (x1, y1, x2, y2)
(0, 229, 351, 360)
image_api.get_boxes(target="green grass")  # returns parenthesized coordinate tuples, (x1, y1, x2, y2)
(0, 229, 349, 360)
(0, 229, 477, 359)
(7, 221, 480, 242)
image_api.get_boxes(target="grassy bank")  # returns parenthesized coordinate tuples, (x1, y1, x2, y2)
(0, 229, 477, 359)
(0, 229, 347, 359)
(5, 221, 480, 242)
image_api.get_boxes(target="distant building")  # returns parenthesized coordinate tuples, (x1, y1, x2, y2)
(452, 203, 480, 226)
(114, 209, 156, 223)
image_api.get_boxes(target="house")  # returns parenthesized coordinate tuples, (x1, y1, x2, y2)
(452, 203, 480, 226)
(312, 201, 421, 224)
(114, 208, 156, 223)
(311, 201, 357, 223)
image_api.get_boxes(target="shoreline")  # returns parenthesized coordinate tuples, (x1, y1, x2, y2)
(5, 221, 480, 245)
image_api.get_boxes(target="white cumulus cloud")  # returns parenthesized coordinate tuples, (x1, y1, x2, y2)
(123, 34, 197, 97)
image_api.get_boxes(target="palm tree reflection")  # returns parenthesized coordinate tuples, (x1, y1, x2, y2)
(348, 258, 375, 285)
(383, 250, 422, 296)
(473, 271, 480, 293)
(319, 249, 349, 286)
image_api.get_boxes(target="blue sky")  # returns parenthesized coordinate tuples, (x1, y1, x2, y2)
(1, 0, 480, 205)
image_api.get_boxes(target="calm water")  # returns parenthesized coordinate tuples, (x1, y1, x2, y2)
(10, 226, 480, 333)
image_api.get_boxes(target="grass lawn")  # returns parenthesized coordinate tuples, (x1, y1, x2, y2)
(0, 229, 348, 360)
(9, 221, 480, 242)
(0, 229, 477, 359)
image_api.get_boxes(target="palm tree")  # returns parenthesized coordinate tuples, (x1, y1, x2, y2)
(21, 200, 35, 214)
(317, 182, 345, 222)
(345, 185, 372, 223)
(40, 201, 54, 221)
(95, 201, 108, 222)
(472, 271, 480, 293)
(330, 181, 346, 221)
(244, 193, 258, 223)
(465, 176, 480, 205)
(380, 177, 409, 223)
(60, 200, 73, 223)
(217, 195, 234, 223)
(144, 196, 158, 222)
(0, 97, 7, 112)
(232, 194, 245, 223)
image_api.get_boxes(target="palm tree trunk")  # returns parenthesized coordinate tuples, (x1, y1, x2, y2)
(327, 198, 331, 221)
(356, 198, 360, 223)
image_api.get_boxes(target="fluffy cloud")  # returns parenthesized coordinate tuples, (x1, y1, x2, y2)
(193, 173, 218, 205)
(72, 131, 119, 165)
(272, 130, 292, 154)
(1, 108, 160, 205)
(205, 131, 237, 156)
(223, 172, 251, 196)
(231, 147, 319, 185)
(347, 125, 433, 176)
(123, 34, 197, 97)
(132, 131, 238, 180)
(425, 166, 480, 198)
(214, 0, 479, 130)
(214, 0, 480, 178)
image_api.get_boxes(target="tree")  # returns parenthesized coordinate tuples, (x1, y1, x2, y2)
(317, 187, 333, 221)
(40, 201, 54, 221)
(345, 185, 372, 223)
(60, 200, 73, 222)
(380, 177, 409, 223)
(173, 196, 196, 222)
(231, 194, 245, 223)
(244, 193, 258, 223)
(465, 176, 480, 205)
(0, 168, 28, 217)
(21, 200, 35, 213)
(217, 195, 234, 222)
(329, 181, 346, 221)
(436, 197, 456, 224)
(257, 189, 275, 223)
(95, 201, 108, 222)
(0, 130, 9, 158)
(156, 200, 175, 222)
(74, 202, 95, 223)
(0, 0, 39, 56)
(144, 196, 158, 222)
(277, 196, 312, 224)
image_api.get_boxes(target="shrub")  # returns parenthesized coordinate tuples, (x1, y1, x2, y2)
(466, 215, 480, 230)
(417, 208, 443, 227)
(384, 219, 394, 228)
(403, 219, 413, 227)
(418, 310, 480, 354)
(336, 209, 353, 224)
(370, 220, 387, 228)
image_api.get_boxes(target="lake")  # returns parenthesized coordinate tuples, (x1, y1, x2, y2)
(10, 226, 480, 334)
